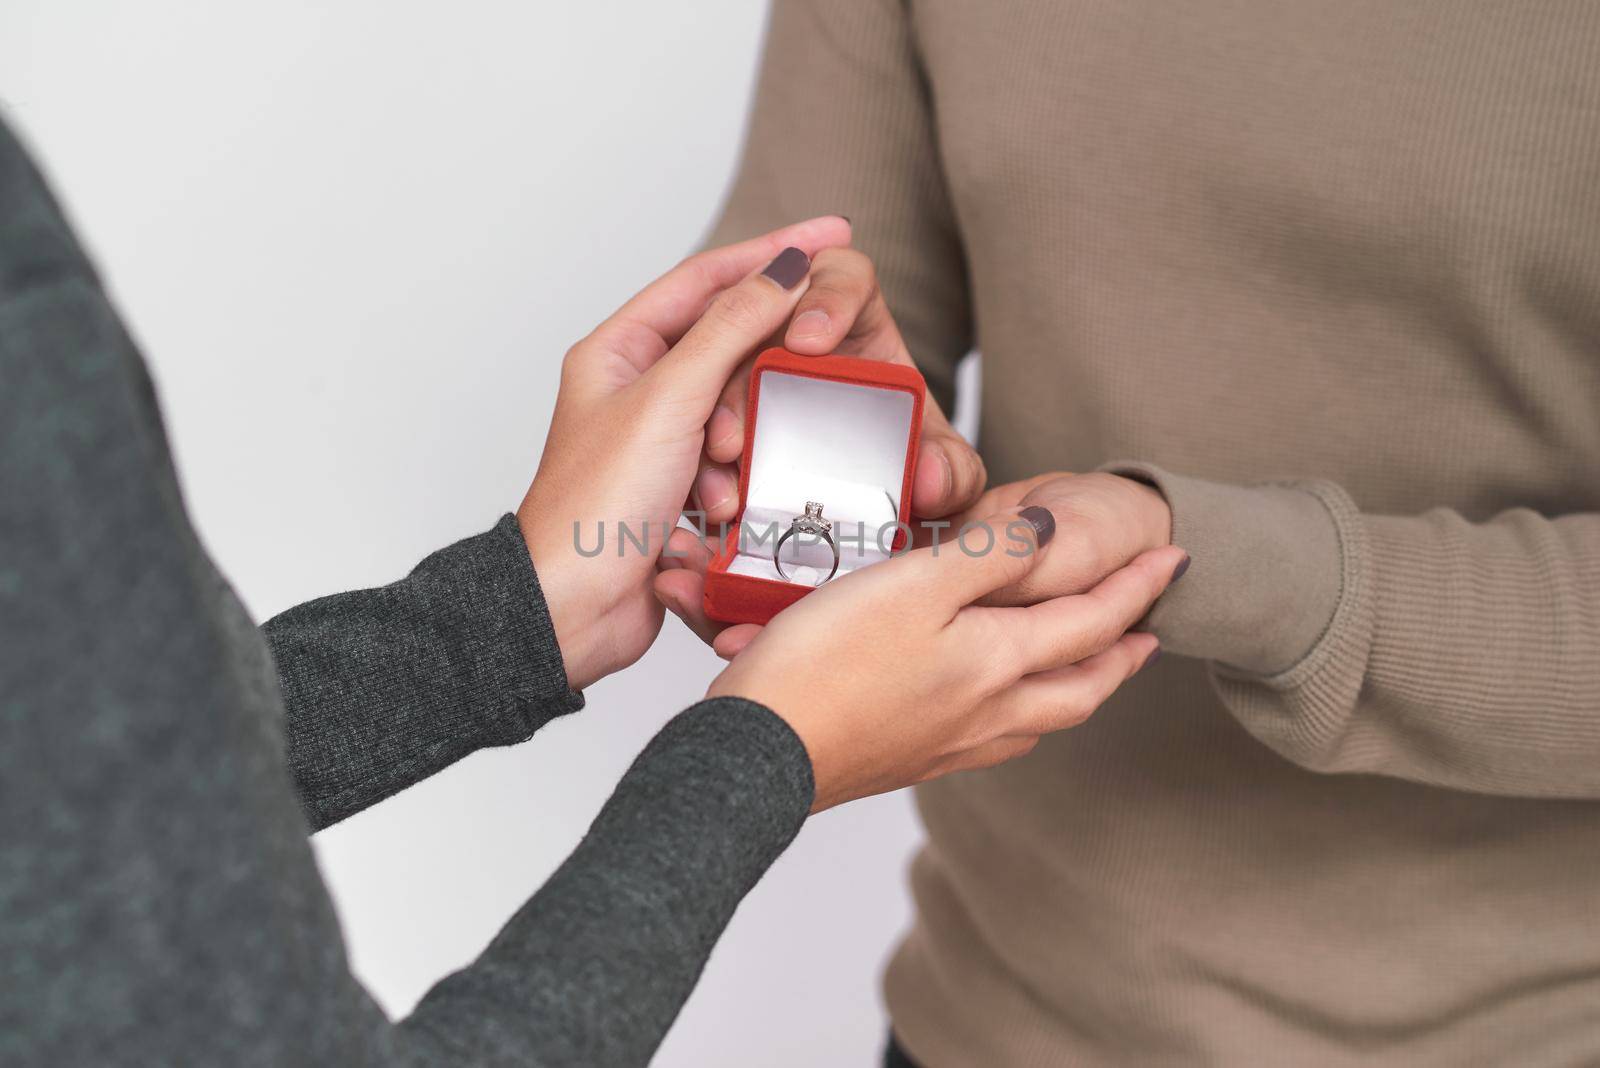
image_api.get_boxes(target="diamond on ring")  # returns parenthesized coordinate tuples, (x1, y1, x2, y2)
(775, 501, 840, 585)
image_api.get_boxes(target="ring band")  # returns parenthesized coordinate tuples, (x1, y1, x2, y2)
(775, 501, 840, 585)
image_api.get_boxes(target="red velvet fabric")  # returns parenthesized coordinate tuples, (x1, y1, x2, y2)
(703, 348, 926, 625)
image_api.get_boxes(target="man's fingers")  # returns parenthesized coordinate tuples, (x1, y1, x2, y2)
(993, 632, 1161, 736)
(695, 245, 882, 468)
(655, 523, 753, 648)
(692, 463, 740, 523)
(783, 247, 888, 355)
(705, 389, 748, 464)
(658, 525, 716, 574)
(775, 246, 985, 518)
(647, 248, 814, 410)
(712, 623, 764, 660)
(704, 332, 779, 464)
(1010, 546, 1187, 672)
(653, 569, 723, 646)
(684, 240, 987, 519)
(912, 428, 986, 518)
(704, 372, 980, 512)
(599, 218, 849, 355)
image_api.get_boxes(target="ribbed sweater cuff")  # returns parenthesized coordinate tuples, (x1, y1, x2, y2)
(273, 514, 586, 829)
(487, 513, 587, 731)
(1099, 462, 1352, 675)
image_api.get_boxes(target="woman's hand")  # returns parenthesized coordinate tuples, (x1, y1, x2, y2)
(708, 507, 1187, 811)
(518, 217, 850, 690)
(659, 246, 988, 647)
(661, 470, 1177, 659)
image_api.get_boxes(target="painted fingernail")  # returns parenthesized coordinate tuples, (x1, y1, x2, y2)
(1170, 554, 1191, 584)
(792, 308, 831, 338)
(1019, 505, 1056, 546)
(760, 246, 809, 290)
(1141, 645, 1162, 672)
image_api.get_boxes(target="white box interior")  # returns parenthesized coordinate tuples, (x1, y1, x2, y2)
(726, 370, 915, 585)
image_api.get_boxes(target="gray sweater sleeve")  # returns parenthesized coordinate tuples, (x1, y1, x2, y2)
(398, 697, 814, 1065)
(1, 117, 815, 1067)
(264, 514, 585, 830)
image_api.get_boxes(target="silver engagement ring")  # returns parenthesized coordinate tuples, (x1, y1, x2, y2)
(774, 501, 840, 585)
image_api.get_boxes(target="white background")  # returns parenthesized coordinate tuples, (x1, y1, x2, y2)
(0, 4, 976, 1064)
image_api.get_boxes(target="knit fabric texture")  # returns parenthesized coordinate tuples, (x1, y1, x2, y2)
(712, 2, 1600, 1064)
(0, 118, 814, 1067)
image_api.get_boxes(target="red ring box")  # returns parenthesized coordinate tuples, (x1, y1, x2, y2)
(702, 348, 926, 625)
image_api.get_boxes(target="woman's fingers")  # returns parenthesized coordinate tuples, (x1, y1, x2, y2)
(1004, 545, 1187, 673)
(992, 631, 1160, 736)
(598, 218, 849, 356)
(706, 312, 791, 463)
(911, 473, 1067, 549)
(697, 252, 876, 463)
(690, 254, 826, 512)
(924, 734, 1041, 780)
(927, 632, 1158, 779)
(647, 248, 815, 411)
(783, 247, 891, 355)
(897, 507, 1054, 611)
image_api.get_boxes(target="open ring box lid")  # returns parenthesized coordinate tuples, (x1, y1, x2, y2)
(702, 347, 926, 626)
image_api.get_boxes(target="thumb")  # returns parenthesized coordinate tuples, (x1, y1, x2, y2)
(886, 505, 1057, 613)
(644, 247, 811, 414)
(913, 424, 987, 519)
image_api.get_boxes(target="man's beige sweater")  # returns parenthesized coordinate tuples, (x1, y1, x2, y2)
(711, 2, 1600, 1064)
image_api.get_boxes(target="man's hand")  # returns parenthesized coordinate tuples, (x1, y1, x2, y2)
(685, 247, 986, 525)
(934, 472, 1177, 607)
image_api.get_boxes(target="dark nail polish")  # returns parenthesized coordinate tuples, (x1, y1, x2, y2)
(760, 246, 809, 290)
(1141, 646, 1162, 672)
(1019, 505, 1056, 546)
(1171, 554, 1190, 584)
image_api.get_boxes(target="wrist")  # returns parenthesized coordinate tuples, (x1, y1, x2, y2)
(1098, 461, 1345, 673)
(707, 679, 837, 812)
(518, 511, 613, 691)
(1115, 473, 1174, 550)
